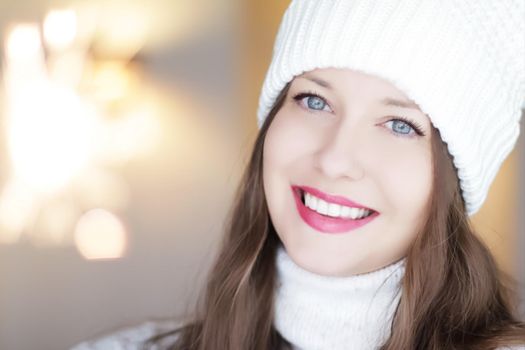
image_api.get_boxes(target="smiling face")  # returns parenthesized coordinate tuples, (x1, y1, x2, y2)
(262, 67, 434, 276)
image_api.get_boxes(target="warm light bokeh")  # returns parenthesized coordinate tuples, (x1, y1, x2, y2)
(43, 9, 78, 50)
(1, 5, 165, 250)
(5, 24, 42, 61)
(7, 82, 95, 193)
(74, 208, 127, 259)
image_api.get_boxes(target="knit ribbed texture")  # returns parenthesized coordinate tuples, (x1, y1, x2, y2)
(257, 0, 525, 216)
(274, 244, 405, 350)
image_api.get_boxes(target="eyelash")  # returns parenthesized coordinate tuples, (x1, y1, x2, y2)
(292, 91, 426, 137)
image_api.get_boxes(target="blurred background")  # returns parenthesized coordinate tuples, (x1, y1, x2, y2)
(0, 1, 523, 349)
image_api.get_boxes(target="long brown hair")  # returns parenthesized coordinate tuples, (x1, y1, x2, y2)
(145, 82, 525, 350)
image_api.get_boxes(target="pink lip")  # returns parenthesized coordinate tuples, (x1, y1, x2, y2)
(291, 185, 379, 234)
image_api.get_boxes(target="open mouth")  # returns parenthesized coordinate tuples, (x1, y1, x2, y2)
(298, 188, 375, 220)
(292, 186, 379, 234)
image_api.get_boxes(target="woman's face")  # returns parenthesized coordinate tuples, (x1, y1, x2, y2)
(263, 67, 433, 276)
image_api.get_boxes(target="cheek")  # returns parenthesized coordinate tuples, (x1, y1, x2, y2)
(361, 132, 432, 208)
(262, 114, 291, 242)
(366, 143, 432, 261)
(262, 110, 318, 237)
(378, 144, 433, 216)
(262, 110, 317, 172)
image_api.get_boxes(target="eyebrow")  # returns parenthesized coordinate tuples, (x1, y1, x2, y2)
(302, 76, 333, 89)
(300, 75, 421, 111)
(381, 97, 421, 111)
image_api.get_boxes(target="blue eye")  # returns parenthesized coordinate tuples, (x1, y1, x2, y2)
(291, 91, 426, 138)
(385, 118, 425, 137)
(293, 92, 332, 112)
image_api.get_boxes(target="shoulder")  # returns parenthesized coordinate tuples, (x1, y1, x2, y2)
(70, 318, 185, 350)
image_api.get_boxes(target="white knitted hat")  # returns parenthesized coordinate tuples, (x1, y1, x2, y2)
(256, 0, 525, 217)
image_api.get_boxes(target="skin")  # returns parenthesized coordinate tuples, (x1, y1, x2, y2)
(262, 67, 434, 276)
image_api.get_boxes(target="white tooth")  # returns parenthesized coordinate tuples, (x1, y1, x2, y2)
(305, 192, 312, 208)
(340, 206, 351, 218)
(359, 209, 371, 219)
(317, 199, 328, 215)
(304, 192, 373, 219)
(310, 195, 318, 210)
(349, 207, 360, 218)
(305, 193, 317, 210)
(327, 203, 341, 217)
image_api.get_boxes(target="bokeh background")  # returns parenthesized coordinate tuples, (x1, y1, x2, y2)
(0, 1, 523, 349)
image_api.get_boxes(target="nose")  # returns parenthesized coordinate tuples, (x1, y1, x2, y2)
(313, 122, 366, 181)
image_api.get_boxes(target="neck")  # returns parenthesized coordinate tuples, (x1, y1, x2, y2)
(273, 244, 406, 350)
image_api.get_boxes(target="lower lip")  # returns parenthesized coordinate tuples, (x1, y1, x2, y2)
(292, 187, 379, 234)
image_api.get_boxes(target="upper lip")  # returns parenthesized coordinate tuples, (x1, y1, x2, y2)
(294, 185, 376, 211)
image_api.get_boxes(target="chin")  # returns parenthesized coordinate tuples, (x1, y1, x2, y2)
(287, 248, 354, 276)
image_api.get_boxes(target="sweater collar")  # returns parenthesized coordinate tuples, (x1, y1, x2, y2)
(273, 243, 406, 350)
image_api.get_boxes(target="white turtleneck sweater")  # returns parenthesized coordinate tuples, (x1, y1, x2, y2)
(274, 244, 405, 350)
(71, 246, 524, 350)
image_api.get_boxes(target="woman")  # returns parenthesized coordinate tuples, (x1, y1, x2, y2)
(73, 0, 525, 349)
